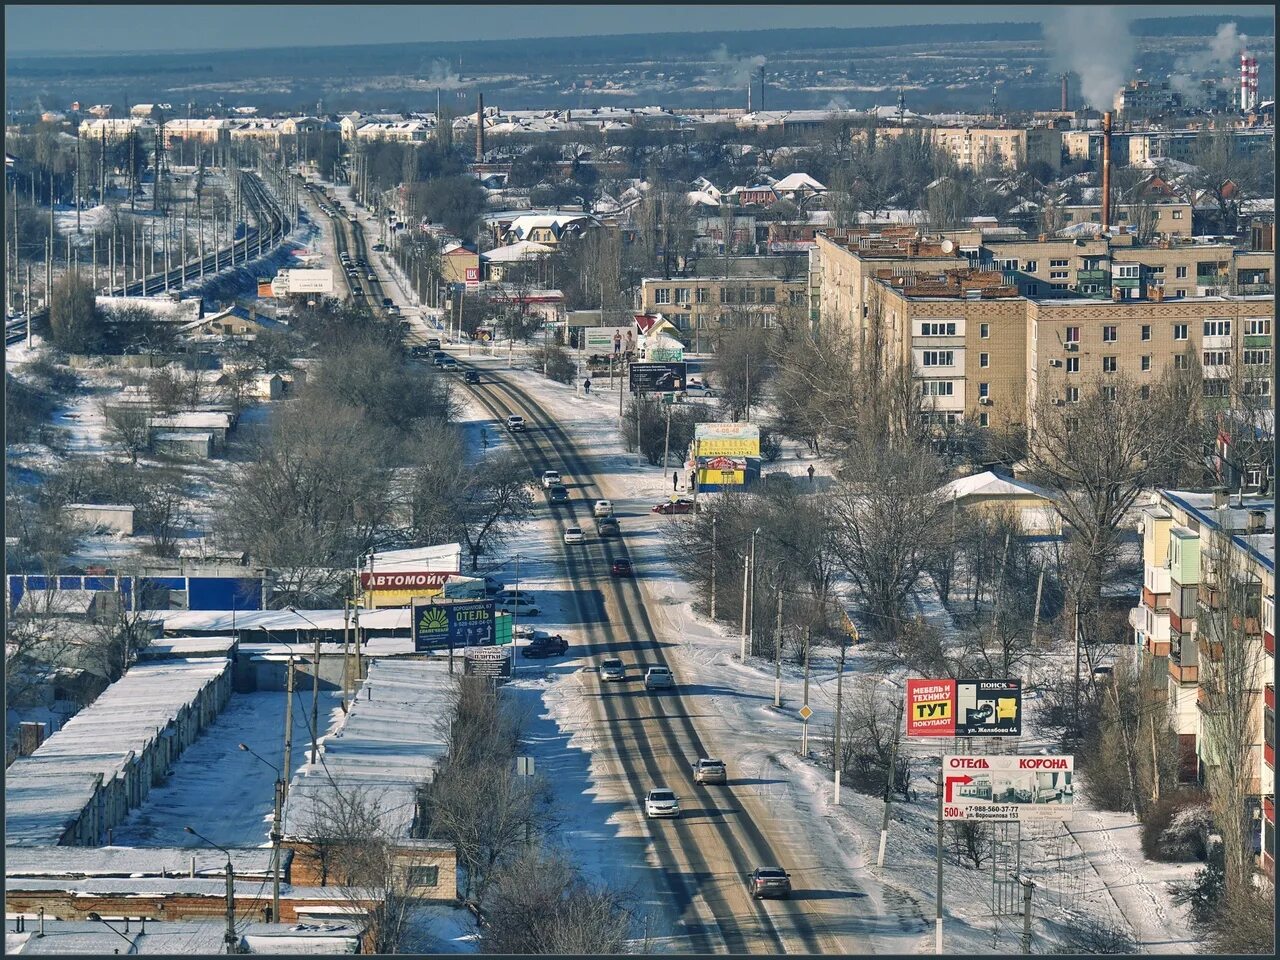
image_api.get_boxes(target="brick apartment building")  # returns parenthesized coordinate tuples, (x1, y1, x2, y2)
(638, 276, 807, 347)
(856, 124, 1063, 173)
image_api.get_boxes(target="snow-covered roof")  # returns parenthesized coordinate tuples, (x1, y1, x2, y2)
(773, 172, 826, 193)
(5, 844, 278, 879)
(368, 543, 462, 573)
(143, 607, 414, 634)
(5, 658, 232, 846)
(3, 918, 360, 955)
(939, 470, 1056, 502)
(138, 635, 239, 659)
(283, 660, 455, 841)
(96, 296, 202, 324)
(148, 412, 233, 430)
(14, 588, 98, 617)
(482, 239, 554, 263)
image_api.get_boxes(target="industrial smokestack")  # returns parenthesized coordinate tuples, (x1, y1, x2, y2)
(476, 93, 484, 161)
(1101, 111, 1113, 233)
(759, 67, 765, 112)
(747, 77, 752, 113)
(1240, 53, 1259, 112)
(1061, 73, 1069, 112)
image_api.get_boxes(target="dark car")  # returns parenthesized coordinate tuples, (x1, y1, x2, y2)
(652, 498, 699, 515)
(464, 370, 481, 384)
(548, 485, 570, 504)
(596, 516, 620, 537)
(747, 867, 792, 900)
(610, 557, 633, 577)
(523, 634, 568, 658)
(410, 345, 430, 359)
(382, 297, 394, 307)
(432, 352, 448, 366)
(441, 357, 459, 370)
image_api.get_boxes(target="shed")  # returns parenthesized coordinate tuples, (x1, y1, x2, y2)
(62, 503, 135, 536)
(152, 431, 215, 459)
(938, 470, 1062, 536)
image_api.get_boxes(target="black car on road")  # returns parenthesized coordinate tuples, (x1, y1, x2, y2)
(747, 867, 792, 899)
(522, 634, 568, 658)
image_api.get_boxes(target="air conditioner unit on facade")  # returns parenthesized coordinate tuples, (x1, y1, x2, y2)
(1052, 397, 1065, 406)
(1048, 359, 1063, 367)
(1065, 342, 1079, 351)
(978, 397, 992, 406)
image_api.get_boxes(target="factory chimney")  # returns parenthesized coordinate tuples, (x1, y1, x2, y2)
(476, 93, 485, 161)
(759, 67, 765, 112)
(1240, 53, 1259, 112)
(1101, 111, 1113, 233)
(1060, 73, 1069, 112)
(747, 77, 752, 113)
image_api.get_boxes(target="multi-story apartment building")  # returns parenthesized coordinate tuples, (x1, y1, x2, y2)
(638, 276, 807, 348)
(1049, 200, 1194, 239)
(1131, 490, 1275, 877)
(855, 124, 1063, 173)
(1060, 126, 1275, 165)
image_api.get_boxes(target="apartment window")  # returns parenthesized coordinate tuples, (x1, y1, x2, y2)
(1173, 323, 1188, 340)
(978, 382, 990, 398)
(788, 289, 804, 305)
(1102, 325, 1117, 342)
(1066, 416, 1081, 432)
(674, 287, 690, 305)
(1172, 210, 1183, 220)
(1148, 265, 1164, 275)
(696, 287, 710, 304)
(1141, 355, 1152, 371)
(1050, 283, 1068, 291)
(920, 321, 958, 337)
(1050, 271, 1069, 280)
(994, 258, 1017, 271)
(1103, 356, 1118, 373)
(1203, 380, 1230, 398)
(408, 866, 440, 887)
(1140, 384, 1151, 399)
(654, 288, 671, 305)
(980, 323, 990, 339)
(1065, 326, 1080, 343)
(979, 352, 990, 368)
(1245, 317, 1271, 336)
(1203, 319, 1231, 338)
(1175, 265, 1188, 278)
(1102, 385, 1117, 401)
(1115, 264, 1139, 279)
(1066, 356, 1080, 374)
(1245, 378, 1271, 396)
(1050, 259, 1069, 268)
(756, 286, 774, 305)
(719, 287, 735, 304)
(978, 412, 990, 427)
(1141, 324, 1152, 341)
(1066, 386, 1080, 403)
(1202, 350, 1230, 366)
(1174, 353, 1189, 369)
(1243, 349, 1271, 366)
(1175, 290, 1186, 298)
(742, 287, 757, 304)
(1028, 284, 1040, 296)
(1023, 260, 1037, 272)
(921, 350, 955, 367)
(920, 380, 955, 397)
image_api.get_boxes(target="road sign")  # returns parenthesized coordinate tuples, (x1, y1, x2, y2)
(412, 600, 496, 652)
(798, 705, 813, 721)
(629, 361, 687, 393)
(515, 756, 535, 777)
(906, 678, 1023, 737)
(942, 755, 1074, 822)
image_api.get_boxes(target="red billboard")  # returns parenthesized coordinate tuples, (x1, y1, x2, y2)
(360, 571, 457, 591)
(906, 678, 957, 737)
(465, 267, 480, 286)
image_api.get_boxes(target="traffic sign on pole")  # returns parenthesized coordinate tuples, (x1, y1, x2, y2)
(798, 705, 813, 721)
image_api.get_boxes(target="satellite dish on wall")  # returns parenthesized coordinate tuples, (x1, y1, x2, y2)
(941, 239, 955, 253)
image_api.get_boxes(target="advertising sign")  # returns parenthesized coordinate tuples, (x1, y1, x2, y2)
(361, 571, 456, 592)
(906, 678, 1023, 737)
(465, 267, 480, 287)
(629, 362, 688, 393)
(282, 269, 334, 294)
(464, 645, 513, 680)
(584, 326, 634, 353)
(693, 422, 761, 458)
(907, 679, 957, 736)
(412, 600, 497, 652)
(942, 754, 1074, 822)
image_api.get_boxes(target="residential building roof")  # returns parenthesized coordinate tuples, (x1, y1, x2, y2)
(939, 470, 1056, 502)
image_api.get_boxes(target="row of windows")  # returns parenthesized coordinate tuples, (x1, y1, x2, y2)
(919, 321, 958, 337)
(651, 286, 802, 306)
(1062, 318, 1271, 343)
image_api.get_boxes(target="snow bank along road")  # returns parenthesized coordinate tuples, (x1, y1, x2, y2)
(450, 359, 868, 954)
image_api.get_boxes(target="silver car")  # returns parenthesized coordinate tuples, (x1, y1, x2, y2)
(600, 658, 626, 682)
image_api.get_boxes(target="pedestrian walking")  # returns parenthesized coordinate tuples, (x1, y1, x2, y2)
(673, 473, 679, 492)
(584, 378, 592, 395)
(482, 428, 488, 449)
(807, 464, 816, 484)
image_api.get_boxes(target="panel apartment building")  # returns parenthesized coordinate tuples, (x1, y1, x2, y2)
(1131, 490, 1275, 877)
(638, 276, 807, 349)
(815, 232, 1276, 433)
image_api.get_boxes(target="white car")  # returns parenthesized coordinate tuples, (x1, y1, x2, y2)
(506, 415, 526, 432)
(644, 666, 674, 690)
(541, 470, 562, 489)
(496, 596, 540, 617)
(645, 788, 680, 819)
(563, 527, 585, 545)
(593, 499, 614, 518)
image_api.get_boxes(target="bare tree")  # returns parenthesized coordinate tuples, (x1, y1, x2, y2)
(102, 402, 152, 464)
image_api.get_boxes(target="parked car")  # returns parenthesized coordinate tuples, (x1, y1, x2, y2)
(644, 666, 674, 690)
(498, 589, 536, 603)
(652, 498, 699, 515)
(548, 485, 570, 504)
(563, 527, 585, 545)
(387, 304, 401, 315)
(596, 516, 620, 537)
(522, 634, 568, 658)
(692, 758, 727, 784)
(496, 596, 540, 617)
(610, 557, 633, 577)
(593, 499, 614, 518)
(541, 470, 562, 489)
(464, 370, 481, 384)
(644, 788, 680, 819)
(599, 657, 626, 681)
(506, 415, 526, 432)
(372, 243, 387, 252)
(513, 623, 537, 640)
(746, 867, 791, 899)
(684, 382, 715, 398)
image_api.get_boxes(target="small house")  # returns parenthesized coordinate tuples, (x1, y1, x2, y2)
(153, 430, 215, 459)
(62, 503, 135, 536)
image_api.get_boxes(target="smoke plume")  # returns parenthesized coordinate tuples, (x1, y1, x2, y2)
(1170, 22, 1248, 103)
(1043, 8, 1134, 110)
(709, 45, 767, 89)
(423, 57, 467, 90)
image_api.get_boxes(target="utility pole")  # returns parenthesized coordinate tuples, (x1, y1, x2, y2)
(1019, 878, 1035, 954)
(661, 400, 673, 479)
(748, 530, 759, 655)
(710, 517, 717, 621)
(739, 553, 750, 662)
(1030, 563, 1045, 648)
(773, 586, 783, 708)
(225, 859, 237, 954)
(833, 625, 852, 805)
(876, 695, 905, 867)
(282, 658, 294, 798)
(1072, 595, 1082, 741)
(800, 626, 812, 755)
(341, 602, 351, 712)
(935, 772, 945, 954)
(270, 777, 282, 922)
(310, 629, 320, 765)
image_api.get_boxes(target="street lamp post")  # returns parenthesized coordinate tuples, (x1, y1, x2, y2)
(238, 743, 283, 922)
(287, 608, 324, 765)
(876, 678, 905, 868)
(183, 826, 239, 954)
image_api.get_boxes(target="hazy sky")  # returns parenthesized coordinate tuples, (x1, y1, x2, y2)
(7, 4, 1271, 56)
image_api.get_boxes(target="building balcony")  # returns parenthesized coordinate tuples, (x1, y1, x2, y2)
(1170, 610, 1195, 634)
(1197, 274, 1228, 287)
(1077, 269, 1109, 284)
(1198, 580, 1222, 611)
(1267, 742, 1275, 771)
(1143, 585, 1170, 613)
(1145, 564, 1172, 598)
(1169, 661, 1199, 684)
(1198, 635, 1225, 663)
(1245, 334, 1274, 349)
(1197, 685, 1221, 711)
(1146, 637, 1171, 658)
(1112, 276, 1143, 289)
(1231, 613, 1263, 637)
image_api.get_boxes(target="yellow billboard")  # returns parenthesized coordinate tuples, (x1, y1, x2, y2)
(693, 422, 760, 459)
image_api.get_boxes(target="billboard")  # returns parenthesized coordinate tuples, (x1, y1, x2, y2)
(412, 600, 497, 652)
(361, 571, 456, 591)
(272, 269, 334, 296)
(942, 754, 1074, 822)
(906, 679, 1023, 737)
(465, 267, 480, 287)
(629, 362, 687, 393)
(693, 422, 761, 458)
(464, 645, 513, 680)
(584, 326, 634, 354)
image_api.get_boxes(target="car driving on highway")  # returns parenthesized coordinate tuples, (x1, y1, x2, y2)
(644, 788, 680, 819)
(693, 758, 727, 784)
(506, 415, 526, 432)
(541, 470, 562, 489)
(747, 867, 792, 899)
(644, 666, 674, 690)
(548, 485, 570, 504)
(563, 527, 585, 545)
(593, 499, 614, 518)
(599, 657, 626, 681)
(610, 557, 632, 577)
(464, 370, 481, 384)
